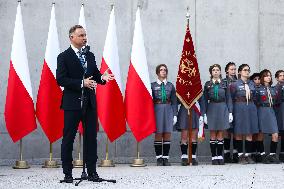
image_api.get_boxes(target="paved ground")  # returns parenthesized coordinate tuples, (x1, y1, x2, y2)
(0, 163, 283, 189)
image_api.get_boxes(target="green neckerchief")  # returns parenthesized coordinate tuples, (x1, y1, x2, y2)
(213, 81, 219, 100)
(161, 82, 167, 103)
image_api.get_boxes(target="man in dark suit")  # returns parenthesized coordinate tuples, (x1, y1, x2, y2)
(56, 25, 113, 183)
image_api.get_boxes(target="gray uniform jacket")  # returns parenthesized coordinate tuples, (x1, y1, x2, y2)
(204, 79, 232, 131)
(151, 81, 178, 133)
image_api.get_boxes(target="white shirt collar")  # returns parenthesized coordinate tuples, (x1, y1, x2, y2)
(157, 79, 167, 85)
(212, 78, 221, 83)
(71, 44, 81, 55)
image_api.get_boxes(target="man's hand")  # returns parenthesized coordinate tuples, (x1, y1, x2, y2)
(84, 76, 97, 90)
(102, 68, 115, 82)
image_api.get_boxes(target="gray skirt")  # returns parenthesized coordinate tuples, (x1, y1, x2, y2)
(176, 106, 199, 130)
(275, 103, 284, 131)
(154, 104, 174, 134)
(258, 107, 278, 134)
(206, 102, 230, 131)
(233, 102, 259, 135)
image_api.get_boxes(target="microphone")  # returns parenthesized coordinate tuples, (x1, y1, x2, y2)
(81, 45, 90, 55)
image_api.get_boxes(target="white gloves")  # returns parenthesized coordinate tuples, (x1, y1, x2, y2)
(203, 114, 208, 125)
(229, 113, 233, 123)
(198, 116, 205, 141)
(173, 116, 177, 125)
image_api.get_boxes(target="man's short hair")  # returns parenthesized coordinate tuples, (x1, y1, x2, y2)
(69, 25, 83, 37)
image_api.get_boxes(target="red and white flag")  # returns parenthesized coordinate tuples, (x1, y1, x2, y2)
(77, 4, 99, 133)
(36, 4, 63, 143)
(96, 7, 126, 142)
(5, 2, 37, 142)
(125, 8, 156, 142)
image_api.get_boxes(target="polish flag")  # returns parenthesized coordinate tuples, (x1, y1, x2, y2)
(4, 2, 37, 142)
(36, 4, 63, 143)
(96, 7, 126, 142)
(77, 4, 99, 133)
(125, 8, 156, 142)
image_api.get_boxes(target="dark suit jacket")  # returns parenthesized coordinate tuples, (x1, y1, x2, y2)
(56, 46, 105, 110)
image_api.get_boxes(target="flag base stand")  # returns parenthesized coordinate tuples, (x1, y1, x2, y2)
(42, 160, 60, 168)
(99, 136, 115, 167)
(73, 160, 83, 168)
(13, 139, 30, 169)
(130, 158, 146, 167)
(42, 143, 60, 168)
(73, 133, 83, 168)
(99, 159, 115, 167)
(13, 160, 30, 169)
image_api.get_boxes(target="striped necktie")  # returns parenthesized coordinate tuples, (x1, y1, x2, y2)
(78, 51, 87, 73)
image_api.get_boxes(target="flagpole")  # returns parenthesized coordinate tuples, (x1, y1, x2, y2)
(99, 135, 115, 167)
(186, 7, 193, 166)
(131, 142, 146, 167)
(42, 143, 60, 168)
(73, 133, 83, 168)
(13, 139, 30, 169)
(187, 109, 193, 165)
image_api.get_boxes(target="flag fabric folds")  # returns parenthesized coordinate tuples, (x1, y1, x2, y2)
(36, 4, 63, 143)
(125, 8, 156, 142)
(96, 7, 126, 142)
(5, 2, 37, 142)
(176, 20, 204, 140)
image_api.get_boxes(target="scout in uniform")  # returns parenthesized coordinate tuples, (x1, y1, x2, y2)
(151, 64, 178, 166)
(274, 70, 284, 162)
(223, 62, 238, 163)
(203, 64, 233, 165)
(176, 97, 205, 166)
(230, 64, 259, 164)
(250, 73, 264, 163)
(255, 69, 280, 164)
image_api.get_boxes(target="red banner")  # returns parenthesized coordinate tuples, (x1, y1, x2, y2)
(176, 23, 202, 109)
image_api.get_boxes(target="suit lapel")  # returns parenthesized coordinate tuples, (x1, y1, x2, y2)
(67, 47, 84, 72)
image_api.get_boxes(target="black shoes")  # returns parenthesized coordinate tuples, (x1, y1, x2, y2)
(63, 174, 73, 183)
(157, 158, 171, 166)
(246, 156, 256, 164)
(232, 153, 239, 163)
(192, 158, 199, 166)
(279, 153, 284, 163)
(218, 158, 225, 165)
(163, 158, 171, 166)
(224, 153, 231, 163)
(181, 158, 188, 166)
(181, 158, 198, 166)
(263, 154, 280, 164)
(157, 157, 163, 166)
(212, 159, 219, 165)
(88, 172, 103, 182)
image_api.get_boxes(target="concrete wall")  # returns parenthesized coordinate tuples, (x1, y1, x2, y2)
(0, 0, 283, 165)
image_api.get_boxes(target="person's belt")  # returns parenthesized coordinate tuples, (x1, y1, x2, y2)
(153, 99, 171, 104)
(208, 99, 225, 103)
(259, 103, 273, 107)
(233, 97, 253, 103)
